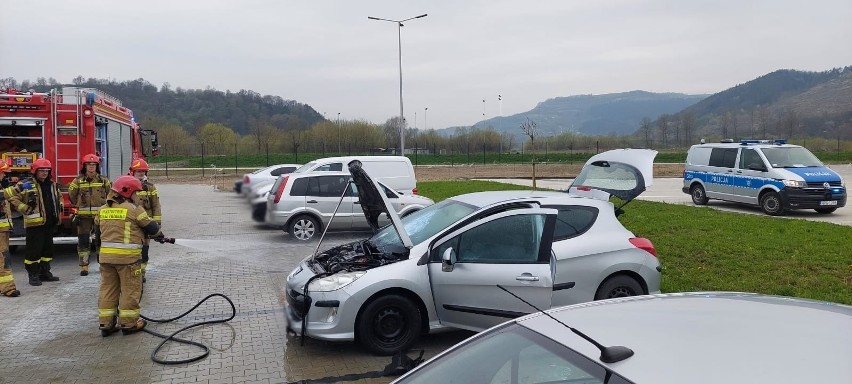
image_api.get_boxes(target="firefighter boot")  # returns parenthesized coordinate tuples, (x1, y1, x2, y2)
(28, 274, 42, 286)
(80, 265, 89, 276)
(99, 318, 120, 337)
(39, 263, 60, 282)
(3, 289, 21, 297)
(121, 318, 147, 335)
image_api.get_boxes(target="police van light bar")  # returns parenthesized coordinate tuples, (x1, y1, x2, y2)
(740, 139, 787, 145)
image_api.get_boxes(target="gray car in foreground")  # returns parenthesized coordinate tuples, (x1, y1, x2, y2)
(392, 292, 852, 383)
(285, 149, 662, 354)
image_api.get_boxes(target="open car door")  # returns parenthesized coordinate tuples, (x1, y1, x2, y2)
(427, 208, 558, 332)
(568, 149, 658, 202)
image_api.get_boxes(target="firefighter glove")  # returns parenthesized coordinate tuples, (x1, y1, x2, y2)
(20, 181, 33, 191)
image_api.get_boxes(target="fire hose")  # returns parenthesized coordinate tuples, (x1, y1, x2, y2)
(137, 239, 237, 365)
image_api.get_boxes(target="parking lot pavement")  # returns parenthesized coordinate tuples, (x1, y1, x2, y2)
(0, 184, 469, 384)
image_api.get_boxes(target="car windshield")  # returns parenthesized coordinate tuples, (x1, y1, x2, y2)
(396, 324, 614, 384)
(760, 147, 823, 168)
(294, 161, 317, 173)
(369, 199, 476, 250)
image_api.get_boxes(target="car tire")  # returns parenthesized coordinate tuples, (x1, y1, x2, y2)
(594, 275, 644, 300)
(357, 294, 422, 355)
(759, 191, 785, 216)
(814, 208, 837, 214)
(690, 184, 709, 205)
(288, 215, 319, 241)
(251, 203, 266, 222)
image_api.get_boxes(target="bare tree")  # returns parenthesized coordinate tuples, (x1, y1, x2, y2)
(656, 114, 670, 148)
(520, 117, 538, 189)
(640, 117, 653, 148)
(681, 111, 695, 145)
(781, 108, 799, 139)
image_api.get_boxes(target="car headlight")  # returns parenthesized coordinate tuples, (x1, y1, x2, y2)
(308, 271, 366, 292)
(783, 179, 805, 188)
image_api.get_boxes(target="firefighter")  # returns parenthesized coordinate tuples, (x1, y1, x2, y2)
(6, 158, 63, 286)
(96, 175, 164, 336)
(0, 160, 21, 297)
(68, 154, 111, 276)
(128, 159, 160, 283)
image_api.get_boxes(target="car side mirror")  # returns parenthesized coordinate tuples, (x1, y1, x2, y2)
(749, 163, 767, 172)
(441, 247, 456, 272)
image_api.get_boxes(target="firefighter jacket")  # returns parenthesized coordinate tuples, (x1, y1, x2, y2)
(69, 174, 111, 217)
(134, 181, 161, 223)
(0, 187, 13, 233)
(95, 198, 160, 265)
(6, 179, 63, 228)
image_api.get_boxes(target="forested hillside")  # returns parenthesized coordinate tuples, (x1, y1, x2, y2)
(0, 77, 324, 135)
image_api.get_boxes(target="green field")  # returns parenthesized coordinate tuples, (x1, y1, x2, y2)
(417, 180, 852, 305)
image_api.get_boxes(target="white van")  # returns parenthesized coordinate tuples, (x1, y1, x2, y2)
(683, 139, 847, 215)
(291, 156, 417, 195)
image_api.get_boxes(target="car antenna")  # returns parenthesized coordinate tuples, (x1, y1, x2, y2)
(496, 285, 634, 363)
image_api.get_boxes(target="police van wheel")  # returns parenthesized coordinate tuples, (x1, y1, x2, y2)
(760, 192, 785, 216)
(815, 208, 837, 214)
(690, 184, 709, 205)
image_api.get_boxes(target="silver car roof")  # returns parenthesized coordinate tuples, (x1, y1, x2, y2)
(517, 292, 852, 383)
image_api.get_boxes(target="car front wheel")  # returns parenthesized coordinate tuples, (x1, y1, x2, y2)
(760, 192, 785, 216)
(690, 184, 709, 205)
(288, 215, 319, 241)
(594, 275, 644, 300)
(357, 294, 422, 355)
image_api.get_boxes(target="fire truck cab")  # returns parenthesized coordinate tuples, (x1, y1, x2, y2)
(0, 87, 158, 246)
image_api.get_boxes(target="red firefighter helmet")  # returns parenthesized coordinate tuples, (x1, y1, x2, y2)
(81, 153, 100, 165)
(112, 175, 143, 198)
(31, 158, 52, 173)
(0, 160, 10, 173)
(129, 159, 150, 173)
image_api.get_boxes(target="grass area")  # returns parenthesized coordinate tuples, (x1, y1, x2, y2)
(417, 180, 852, 305)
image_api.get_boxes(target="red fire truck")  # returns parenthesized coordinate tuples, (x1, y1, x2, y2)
(0, 87, 158, 245)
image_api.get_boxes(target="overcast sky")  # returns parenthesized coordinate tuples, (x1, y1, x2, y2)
(2, 1, 850, 130)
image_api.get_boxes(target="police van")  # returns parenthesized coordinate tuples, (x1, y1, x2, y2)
(682, 139, 847, 215)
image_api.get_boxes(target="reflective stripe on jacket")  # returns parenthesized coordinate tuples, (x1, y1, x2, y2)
(96, 201, 155, 265)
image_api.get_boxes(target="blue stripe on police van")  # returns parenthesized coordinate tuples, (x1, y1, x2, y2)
(685, 171, 785, 190)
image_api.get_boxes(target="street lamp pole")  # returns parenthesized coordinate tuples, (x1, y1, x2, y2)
(424, 107, 428, 130)
(337, 112, 341, 154)
(368, 13, 428, 154)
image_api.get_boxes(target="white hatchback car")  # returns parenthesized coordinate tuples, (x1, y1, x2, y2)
(285, 150, 662, 355)
(392, 292, 852, 383)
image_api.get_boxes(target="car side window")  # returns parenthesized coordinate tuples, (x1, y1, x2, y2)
(545, 206, 598, 241)
(709, 148, 738, 168)
(739, 148, 765, 170)
(289, 178, 308, 196)
(450, 214, 547, 264)
(270, 166, 295, 176)
(314, 163, 343, 172)
(306, 176, 348, 197)
(350, 182, 396, 198)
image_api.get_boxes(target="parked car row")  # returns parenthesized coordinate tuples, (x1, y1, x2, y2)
(236, 156, 433, 241)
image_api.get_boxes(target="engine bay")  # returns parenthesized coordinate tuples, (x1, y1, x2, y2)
(309, 240, 408, 274)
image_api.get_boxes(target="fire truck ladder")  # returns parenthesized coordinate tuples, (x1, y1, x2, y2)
(51, 88, 83, 181)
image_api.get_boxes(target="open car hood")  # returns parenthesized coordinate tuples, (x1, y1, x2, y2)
(568, 149, 658, 202)
(348, 160, 413, 249)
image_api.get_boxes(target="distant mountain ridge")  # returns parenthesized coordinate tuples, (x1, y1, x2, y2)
(439, 91, 708, 138)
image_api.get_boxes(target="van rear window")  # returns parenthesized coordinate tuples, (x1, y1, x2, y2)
(709, 148, 737, 168)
